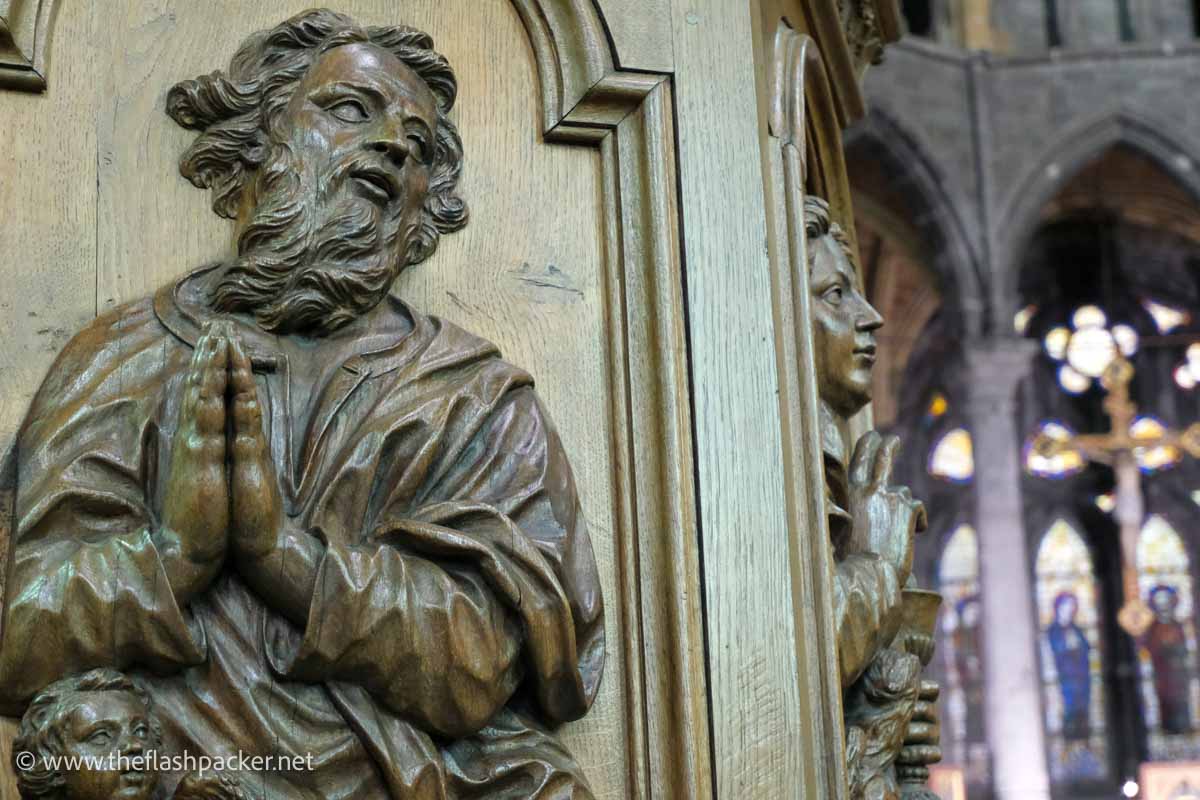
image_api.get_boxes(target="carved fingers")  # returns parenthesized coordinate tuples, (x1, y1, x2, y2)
(227, 333, 283, 561)
(899, 679, 942, 765)
(159, 323, 235, 601)
(182, 323, 231, 452)
(228, 335, 266, 459)
(848, 432, 925, 583)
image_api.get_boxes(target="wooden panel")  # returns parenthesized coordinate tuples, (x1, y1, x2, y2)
(0, 2, 707, 797)
(0, 0, 99, 777)
(669, 1, 812, 796)
(595, 0, 674, 73)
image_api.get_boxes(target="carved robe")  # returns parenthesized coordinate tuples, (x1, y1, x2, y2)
(0, 266, 605, 799)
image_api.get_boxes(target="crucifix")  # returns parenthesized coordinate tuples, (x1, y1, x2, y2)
(1033, 355, 1200, 636)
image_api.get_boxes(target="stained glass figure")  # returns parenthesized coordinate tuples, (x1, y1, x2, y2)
(1136, 516, 1200, 760)
(937, 524, 989, 787)
(1048, 592, 1092, 740)
(1036, 519, 1109, 782)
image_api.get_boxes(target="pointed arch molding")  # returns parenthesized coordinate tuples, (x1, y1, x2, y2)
(997, 107, 1200, 316)
(0, 0, 58, 91)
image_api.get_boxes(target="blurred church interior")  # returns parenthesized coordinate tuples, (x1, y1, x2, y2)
(855, 1, 1200, 797)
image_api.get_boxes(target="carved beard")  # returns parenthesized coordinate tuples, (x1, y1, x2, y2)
(211, 143, 412, 336)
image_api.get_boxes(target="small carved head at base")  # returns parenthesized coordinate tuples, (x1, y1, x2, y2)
(805, 195, 883, 420)
(166, 9, 469, 337)
(12, 669, 162, 800)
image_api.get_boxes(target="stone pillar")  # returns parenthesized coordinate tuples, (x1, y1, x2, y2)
(964, 338, 1052, 800)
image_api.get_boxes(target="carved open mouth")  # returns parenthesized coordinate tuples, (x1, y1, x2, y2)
(350, 168, 398, 203)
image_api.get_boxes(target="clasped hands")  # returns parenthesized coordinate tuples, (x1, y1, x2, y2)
(156, 321, 287, 605)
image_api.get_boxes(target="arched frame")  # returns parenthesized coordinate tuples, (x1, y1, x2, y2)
(0, 1, 717, 797)
(995, 108, 1200, 323)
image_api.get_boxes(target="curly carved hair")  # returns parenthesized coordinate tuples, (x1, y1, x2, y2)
(12, 669, 161, 799)
(165, 8, 467, 265)
(803, 195, 857, 271)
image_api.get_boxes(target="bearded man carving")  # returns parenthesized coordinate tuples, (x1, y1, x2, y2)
(0, 10, 605, 798)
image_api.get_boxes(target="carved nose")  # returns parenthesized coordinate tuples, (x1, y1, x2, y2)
(370, 140, 407, 168)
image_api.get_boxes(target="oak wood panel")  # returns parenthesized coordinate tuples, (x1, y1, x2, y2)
(0, 0, 100, 783)
(669, 1, 812, 796)
(594, 0, 674, 74)
(0, 2, 688, 797)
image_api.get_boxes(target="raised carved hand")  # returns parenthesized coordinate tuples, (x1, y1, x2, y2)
(848, 431, 927, 586)
(155, 321, 234, 606)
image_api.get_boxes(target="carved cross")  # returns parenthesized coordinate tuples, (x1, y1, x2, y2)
(1032, 356, 1200, 636)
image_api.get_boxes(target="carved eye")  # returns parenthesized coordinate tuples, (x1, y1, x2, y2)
(87, 730, 112, 747)
(823, 286, 844, 306)
(133, 724, 149, 740)
(327, 99, 369, 124)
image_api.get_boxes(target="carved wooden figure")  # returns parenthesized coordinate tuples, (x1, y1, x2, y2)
(0, 10, 604, 798)
(804, 195, 942, 800)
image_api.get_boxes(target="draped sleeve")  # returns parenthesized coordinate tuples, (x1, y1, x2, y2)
(266, 382, 605, 739)
(0, 303, 205, 714)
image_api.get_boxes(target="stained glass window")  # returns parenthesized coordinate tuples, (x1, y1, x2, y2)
(929, 428, 974, 483)
(936, 524, 988, 786)
(1131, 416, 1184, 473)
(1136, 516, 1200, 760)
(1025, 422, 1087, 478)
(1035, 519, 1109, 783)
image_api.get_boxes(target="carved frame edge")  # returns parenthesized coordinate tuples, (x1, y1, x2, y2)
(764, 20, 853, 799)
(512, 3, 712, 796)
(599, 83, 713, 798)
(0, 0, 58, 92)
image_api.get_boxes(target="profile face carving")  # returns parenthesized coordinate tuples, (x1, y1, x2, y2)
(805, 196, 883, 418)
(166, 10, 468, 336)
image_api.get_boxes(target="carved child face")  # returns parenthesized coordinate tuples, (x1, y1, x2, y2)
(58, 690, 158, 800)
(809, 234, 883, 418)
(275, 41, 438, 240)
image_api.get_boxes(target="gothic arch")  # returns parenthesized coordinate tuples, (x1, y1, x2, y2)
(845, 106, 986, 337)
(996, 107, 1200, 321)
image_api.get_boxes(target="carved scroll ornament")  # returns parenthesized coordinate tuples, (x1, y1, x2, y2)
(0, 10, 605, 798)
